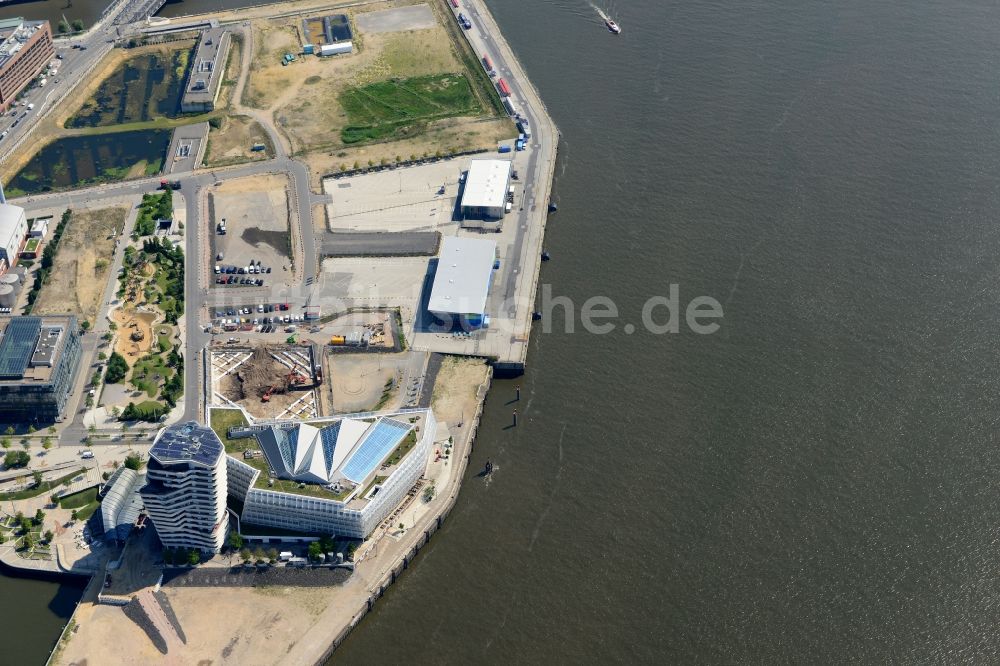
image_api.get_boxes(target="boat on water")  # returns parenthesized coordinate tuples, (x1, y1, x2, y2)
(606, 19, 621, 34)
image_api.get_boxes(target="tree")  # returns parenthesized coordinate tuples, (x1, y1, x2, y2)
(307, 541, 323, 562)
(239, 548, 252, 564)
(48, 426, 56, 436)
(32, 471, 42, 487)
(70, 509, 78, 522)
(34, 509, 45, 526)
(97, 352, 107, 361)
(4, 450, 29, 469)
(80, 320, 91, 332)
(124, 453, 142, 471)
(50, 494, 60, 506)
(42, 437, 53, 452)
(187, 549, 200, 566)
(398, 522, 405, 532)
(1, 437, 10, 450)
(20, 438, 29, 451)
(71, 19, 84, 32)
(22, 532, 34, 550)
(105, 352, 129, 384)
(57, 20, 69, 34)
(27, 425, 36, 435)
(228, 532, 244, 551)
(43, 530, 53, 543)
(5, 426, 14, 436)
(267, 548, 278, 563)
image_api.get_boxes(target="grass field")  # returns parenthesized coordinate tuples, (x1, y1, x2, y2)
(59, 487, 98, 509)
(210, 408, 250, 453)
(340, 73, 480, 144)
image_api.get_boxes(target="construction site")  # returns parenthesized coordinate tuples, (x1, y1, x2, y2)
(210, 343, 323, 420)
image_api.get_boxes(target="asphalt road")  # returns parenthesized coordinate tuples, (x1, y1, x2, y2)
(319, 231, 441, 257)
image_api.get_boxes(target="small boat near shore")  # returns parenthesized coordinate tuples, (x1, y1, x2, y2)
(606, 19, 621, 34)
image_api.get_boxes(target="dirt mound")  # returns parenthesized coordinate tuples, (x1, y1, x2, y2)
(235, 347, 290, 399)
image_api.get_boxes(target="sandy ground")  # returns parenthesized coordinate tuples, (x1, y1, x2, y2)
(111, 309, 159, 367)
(205, 115, 272, 166)
(328, 352, 408, 412)
(431, 356, 489, 424)
(32, 207, 127, 326)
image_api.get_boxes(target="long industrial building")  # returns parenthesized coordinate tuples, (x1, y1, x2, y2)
(141, 422, 230, 553)
(0, 19, 53, 113)
(0, 315, 81, 424)
(180, 27, 230, 113)
(0, 201, 27, 271)
(226, 409, 437, 539)
(460, 159, 511, 219)
(427, 236, 497, 328)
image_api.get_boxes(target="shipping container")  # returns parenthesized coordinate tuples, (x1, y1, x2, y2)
(449, 0, 459, 7)
(320, 41, 353, 56)
(518, 118, 531, 138)
(330, 335, 346, 345)
(303, 43, 314, 55)
(482, 54, 493, 72)
(497, 78, 511, 96)
(502, 97, 516, 115)
(498, 144, 512, 153)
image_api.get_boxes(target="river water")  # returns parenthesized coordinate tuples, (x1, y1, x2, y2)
(9, 0, 1000, 663)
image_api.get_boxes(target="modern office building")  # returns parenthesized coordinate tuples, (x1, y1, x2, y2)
(180, 28, 230, 113)
(0, 315, 82, 424)
(460, 159, 511, 219)
(0, 19, 53, 112)
(141, 422, 230, 553)
(227, 409, 437, 539)
(427, 236, 497, 328)
(0, 202, 27, 270)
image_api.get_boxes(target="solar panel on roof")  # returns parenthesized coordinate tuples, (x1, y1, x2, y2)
(341, 419, 411, 482)
(0, 317, 41, 379)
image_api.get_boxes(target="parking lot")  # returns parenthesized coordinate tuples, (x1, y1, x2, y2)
(209, 175, 292, 292)
(323, 159, 466, 233)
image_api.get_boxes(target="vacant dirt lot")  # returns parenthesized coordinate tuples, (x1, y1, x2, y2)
(431, 356, 489, 425)
(205, 115, 272, 166)
(246, 0, 499, 155)
(305, 117, 514, 188)
(32, 206, 127, 325)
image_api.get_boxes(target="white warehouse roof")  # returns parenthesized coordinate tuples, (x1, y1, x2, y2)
(0, 203, 25, 247)
(427, 236, 496, 316)
(461, 159, 511, 210)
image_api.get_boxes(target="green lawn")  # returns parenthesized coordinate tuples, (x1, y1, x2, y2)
(210, 408, 250, 453)
(339, 73, 481, 144)
(58, 486, 98, 509)
(75, 502, 100, 521)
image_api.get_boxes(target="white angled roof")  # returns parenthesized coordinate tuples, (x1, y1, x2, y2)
(462, 159, 510, 209)
(427, 236, 496, 316)
(0, 203, 24, 247)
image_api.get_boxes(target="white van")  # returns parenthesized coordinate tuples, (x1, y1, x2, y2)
(81, 451, 95, 459)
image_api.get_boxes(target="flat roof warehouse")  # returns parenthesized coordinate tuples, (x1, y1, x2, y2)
(462, 159, 511, 210)
(428, 236, 497, 318)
